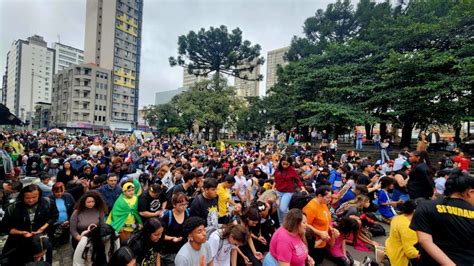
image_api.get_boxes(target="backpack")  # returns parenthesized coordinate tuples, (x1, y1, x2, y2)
(207, 228, 224, 258)
(444, 158, 454, 168)
(163, 208, 190, 227)
(288, 192, 314, 210)
(368, 223, 386, 237)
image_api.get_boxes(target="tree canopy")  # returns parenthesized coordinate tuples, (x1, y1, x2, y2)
(266, 0, 474, 147)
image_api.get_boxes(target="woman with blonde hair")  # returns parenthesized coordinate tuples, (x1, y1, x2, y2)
(336, 195, 370, 219)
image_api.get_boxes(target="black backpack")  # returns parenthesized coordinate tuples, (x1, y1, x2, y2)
(368, 223, 386, 237)
(289, 192, 314, 210)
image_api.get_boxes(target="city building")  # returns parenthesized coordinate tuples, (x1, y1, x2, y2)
(52, 42, 84, 74)
(266, 46, 289, 94)
(155, 87, 186, 105)
(234, 59, 260, 97)
(50, 63, 112, 132)
(4, 35, 55, 124)
(1, 70, 6, 105)
(33, 102, 52, 129)
(182, 67, 207, 88)
(84, 0, 144, 131)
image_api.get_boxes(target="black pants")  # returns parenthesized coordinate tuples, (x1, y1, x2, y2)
(237, 244, 262, 266)
(309, 247, 327, 265)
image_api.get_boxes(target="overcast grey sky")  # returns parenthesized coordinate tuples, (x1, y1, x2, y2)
(0, 0, 336, 107)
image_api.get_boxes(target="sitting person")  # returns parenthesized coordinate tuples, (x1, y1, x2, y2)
(327, 217, 360, 266)
(385, 200, 419, 266)
(377, 177, 400, 223)
(72, 224, 120, 266)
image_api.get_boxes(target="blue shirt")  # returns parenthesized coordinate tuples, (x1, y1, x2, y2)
(329, 169, 342, 190)
(377, 189, 396, 218)
(56, 198, 68, 223)
(339, 189, 355, 206)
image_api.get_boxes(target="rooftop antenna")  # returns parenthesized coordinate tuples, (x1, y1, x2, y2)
(57, 34, 60, 44)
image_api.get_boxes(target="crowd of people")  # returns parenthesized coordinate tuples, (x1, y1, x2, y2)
(0, 130, 472, 266)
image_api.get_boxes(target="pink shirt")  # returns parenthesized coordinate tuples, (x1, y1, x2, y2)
(328, 235, 345, 258)
(270, 227, 308, 266)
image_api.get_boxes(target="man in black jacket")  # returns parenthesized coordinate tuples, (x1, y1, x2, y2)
(0, 184, 58, 265)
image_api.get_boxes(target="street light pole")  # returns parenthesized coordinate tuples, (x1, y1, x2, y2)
(29, 71, 45, 130)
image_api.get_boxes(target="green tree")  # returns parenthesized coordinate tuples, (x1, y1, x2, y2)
(143, 103, 185, 134)
(169, 25, 264, 84)
(173, 77, 244, 140)
(269, 0, 473, 147)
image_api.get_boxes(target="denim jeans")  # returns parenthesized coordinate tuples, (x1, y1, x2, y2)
(356, 139, 363, 150)
(263, 252, 279, 266)
(275, 190, 294, 225)
(381, 149, 390, 163)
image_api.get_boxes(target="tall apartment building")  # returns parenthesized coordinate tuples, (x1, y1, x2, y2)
(266, 46, 289, 94)
(234, 60, 260, 97)
(182, 68, 207, 89)
(51, 64, 111, 131)
(1, 70, 6, 104)
(52, 42, 84, 74)
(155, 87, 186, 105)
(4, 35, 55, 122)
(84, 0, 144, 131)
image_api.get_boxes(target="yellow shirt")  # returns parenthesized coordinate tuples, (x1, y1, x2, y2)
(217, 183, 230, 217)
(385, 215, 419, 266)
(123, 196, 137, 232)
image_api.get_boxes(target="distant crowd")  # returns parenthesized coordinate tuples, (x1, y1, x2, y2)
(0, 130, 472, 266)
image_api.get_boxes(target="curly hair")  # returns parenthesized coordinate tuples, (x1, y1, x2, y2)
(75, 191, 108, 214)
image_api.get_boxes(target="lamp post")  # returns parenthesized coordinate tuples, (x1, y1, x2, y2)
(29, 71, 46, 130)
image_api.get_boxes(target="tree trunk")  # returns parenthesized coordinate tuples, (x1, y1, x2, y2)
(205, 126, 210, 141)
(400, 117, 414, 149)
(301, 125, 309, 142)
(454, 123, 462, 144)
(212, 125, 219, 141)
(365, 123, 372, 140)
(380, 122, 387, 140)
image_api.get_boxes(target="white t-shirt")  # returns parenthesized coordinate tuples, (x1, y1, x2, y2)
(259, 162, 273, 176)
(232, 175, 247, 202)
(175, 241, 213, 266)
(393, 157, 406, 171)
(208, 229, 236, 266)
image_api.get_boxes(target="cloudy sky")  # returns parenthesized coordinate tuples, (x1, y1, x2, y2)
(0, 0, 336, 107)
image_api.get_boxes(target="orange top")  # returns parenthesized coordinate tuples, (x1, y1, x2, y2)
(303, 198, 331, 248)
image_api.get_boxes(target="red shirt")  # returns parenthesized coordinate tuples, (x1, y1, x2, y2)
(453, 156, 470, 171)
(274, 167, 303, 192)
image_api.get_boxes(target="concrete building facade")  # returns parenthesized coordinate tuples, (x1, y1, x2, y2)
(265, 46, 289, 94)
(33, 102, 52, 129)
(51, 64, 111, 131)
(52, 42, 84, 74)
(84, 0, 144, 131)
(155, 88, 186, 105)
(4, 35, 55, 123)
(182, 68, 206, 89)
(234, 60, 260, 97)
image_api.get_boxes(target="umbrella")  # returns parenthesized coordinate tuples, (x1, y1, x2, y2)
(48, 128, 64, 134)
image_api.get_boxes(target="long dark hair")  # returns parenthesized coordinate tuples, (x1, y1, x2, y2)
(129, 218, 164, 248)
(75, 191, 108, 214)
(82, 224, 118, 266)
(108, 246, 135, 266)
(277, 154, 293, 171)
(241, 207, 260, 228)
(335, 217, 359, 245)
